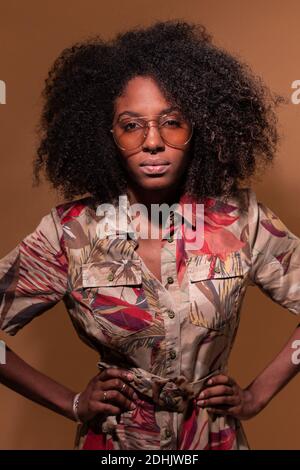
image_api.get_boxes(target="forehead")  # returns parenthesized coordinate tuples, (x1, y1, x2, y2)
(114, 76, 173, 114)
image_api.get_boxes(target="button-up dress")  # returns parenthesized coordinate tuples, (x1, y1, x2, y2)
(1, 187, 300, 450)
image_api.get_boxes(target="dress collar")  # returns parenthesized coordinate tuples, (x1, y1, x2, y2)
(95, 192, 202, 240)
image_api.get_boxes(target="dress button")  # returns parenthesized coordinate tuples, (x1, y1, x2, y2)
(169, 350, 177, 360)
(164, 429, 172, 439)
(214, 266, 221, 273)
(107, 273, 114, 281)
(167, 309, 175, 319)
(167, 237, 173, 243)
(167, 276, 174, 284)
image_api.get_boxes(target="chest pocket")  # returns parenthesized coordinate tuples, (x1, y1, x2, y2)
(77, 258, 155, 338)
(81, 258, 142, 287)
(187, 250, 247, 331)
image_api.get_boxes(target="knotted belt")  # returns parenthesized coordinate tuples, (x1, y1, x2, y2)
(97, 360, 223, 413)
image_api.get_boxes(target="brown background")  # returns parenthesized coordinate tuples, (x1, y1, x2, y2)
(1, 0, 300, 450)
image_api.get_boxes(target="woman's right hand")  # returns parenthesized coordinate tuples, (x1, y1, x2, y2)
(76, 368, 139, 423)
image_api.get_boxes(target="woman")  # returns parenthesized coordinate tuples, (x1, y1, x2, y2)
(0, 19, 300, 450)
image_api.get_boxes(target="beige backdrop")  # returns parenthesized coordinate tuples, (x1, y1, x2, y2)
(1, 0, 300, 450)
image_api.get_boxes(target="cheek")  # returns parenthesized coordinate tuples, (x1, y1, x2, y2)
(172, 152, 191, 171)
(123, 157, 140, 174)
(116, 152, 140, 178)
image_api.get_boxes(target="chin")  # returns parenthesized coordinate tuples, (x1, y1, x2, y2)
(139, 177, 175, 191)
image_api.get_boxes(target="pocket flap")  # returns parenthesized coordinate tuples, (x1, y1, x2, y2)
(188, 251, 246, 282)
(81, 258, 142, 287)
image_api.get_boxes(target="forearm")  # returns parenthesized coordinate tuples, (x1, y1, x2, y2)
(245, 324, 300, 412)
(0, 346, 77, 422)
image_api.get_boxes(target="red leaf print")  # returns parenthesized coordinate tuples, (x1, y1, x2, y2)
(178, 193, 245, 257)
(92, 293, 153, 331)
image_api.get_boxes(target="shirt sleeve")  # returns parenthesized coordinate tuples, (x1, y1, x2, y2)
(0, 207, 68, 336)
(247, 188, 300, 315)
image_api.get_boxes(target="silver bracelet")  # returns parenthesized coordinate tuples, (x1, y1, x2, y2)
(72, 392, 83, 423)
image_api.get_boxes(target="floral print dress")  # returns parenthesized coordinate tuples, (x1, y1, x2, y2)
(1, 187, 300, 450)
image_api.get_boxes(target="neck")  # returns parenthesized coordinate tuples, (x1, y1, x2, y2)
(126, 184, 182, 210)
(125, 183, 183, 230)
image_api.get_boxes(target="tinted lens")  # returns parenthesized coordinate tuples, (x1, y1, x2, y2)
(160, 114, 192, 147)
(114, 118, 145, 150)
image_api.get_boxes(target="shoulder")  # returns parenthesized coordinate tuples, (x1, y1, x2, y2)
(211, 186, 253, 215)
(51, 195, 100, 251)
(53, 195, 98, 224)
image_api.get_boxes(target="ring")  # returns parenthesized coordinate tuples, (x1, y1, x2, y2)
(121, 383, 126, 392)
(103, 391, 108, 402)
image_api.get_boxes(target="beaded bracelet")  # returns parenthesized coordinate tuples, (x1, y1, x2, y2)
(72, 392, 83, 423)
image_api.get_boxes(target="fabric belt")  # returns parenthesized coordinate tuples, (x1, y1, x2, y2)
(97, 360, 223, 413)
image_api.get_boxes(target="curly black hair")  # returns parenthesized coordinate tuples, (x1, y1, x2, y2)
(33, 19, 285, 206)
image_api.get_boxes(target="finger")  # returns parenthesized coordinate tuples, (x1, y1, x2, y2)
(97, 368, 134, 383)
(95, 379, 138, 401)
(198, 385, 234, 399)
(205, 374, 236, 387)
(89, 399, 122, 417)
(197, 394, 240, 407)
(205, 406, 234, 416)
(99, 389, 136, 412)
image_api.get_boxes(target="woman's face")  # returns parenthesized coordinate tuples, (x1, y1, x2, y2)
(112, 76, 193, 193)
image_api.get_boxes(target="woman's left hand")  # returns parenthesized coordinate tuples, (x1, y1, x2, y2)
(196, 374, 260, 420)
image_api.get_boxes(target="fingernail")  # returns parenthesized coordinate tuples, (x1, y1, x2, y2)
(133, 392, 138, 400)
(208, 379, 213, 385)
(130, 403, 136, 410)
(199, 392, 204, 398)
(126, 373, 134, 380)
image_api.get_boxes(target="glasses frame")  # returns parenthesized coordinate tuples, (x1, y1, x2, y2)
(110, 112, 195, 151)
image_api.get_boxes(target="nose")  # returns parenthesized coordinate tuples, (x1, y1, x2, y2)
(142, 122, 165, 154)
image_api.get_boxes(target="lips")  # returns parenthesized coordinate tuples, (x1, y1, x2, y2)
(140, 159, 170, 166)
(139, 159, 171, 175)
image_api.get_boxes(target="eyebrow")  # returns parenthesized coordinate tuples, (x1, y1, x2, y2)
(117, 106, 180, 120)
